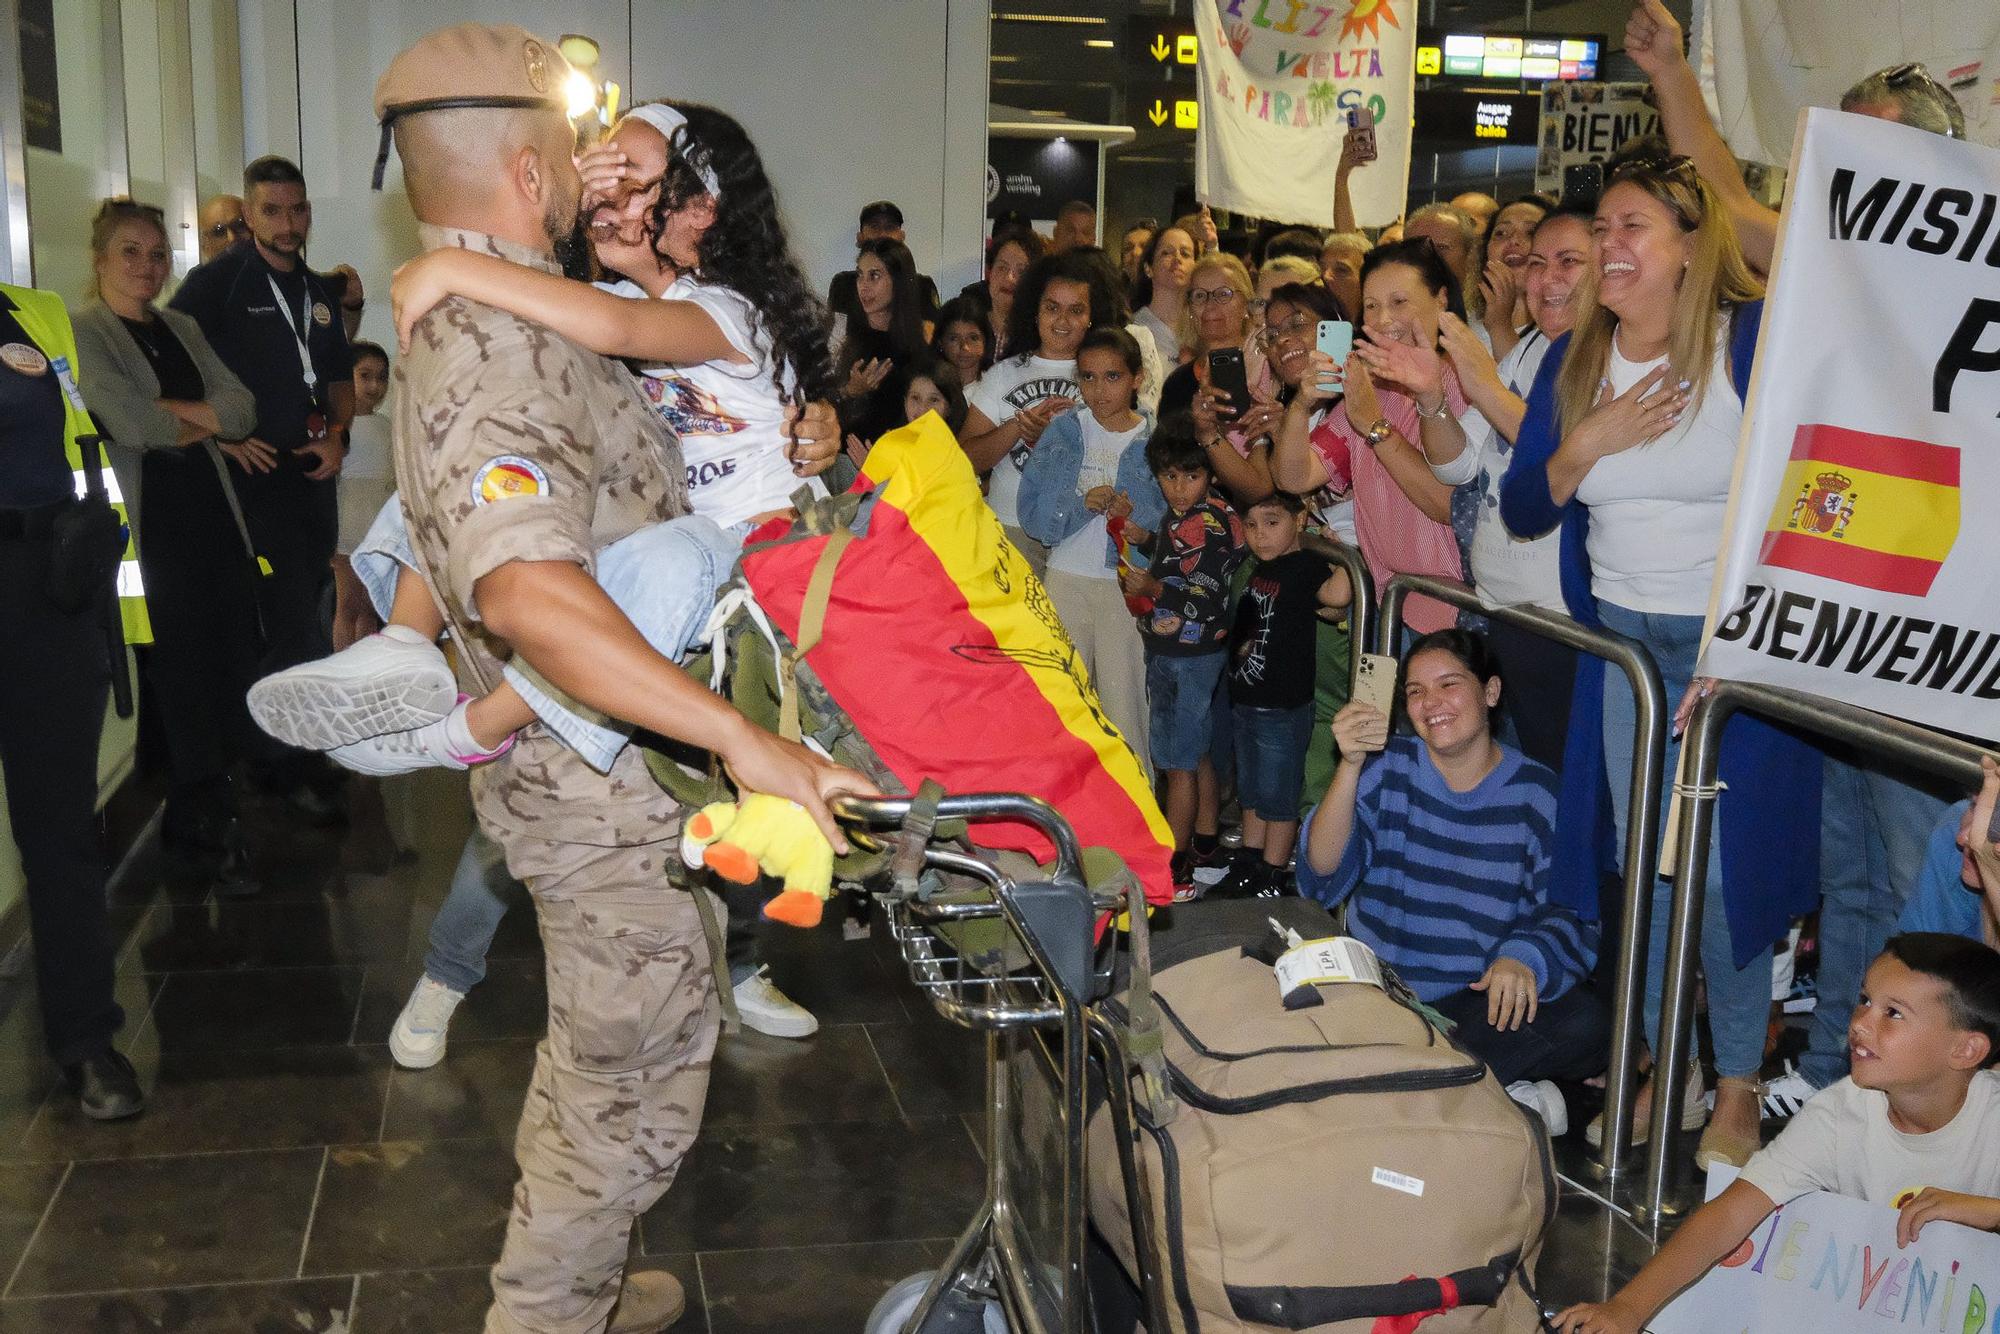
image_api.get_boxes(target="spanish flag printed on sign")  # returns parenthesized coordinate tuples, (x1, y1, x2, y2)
(1760, 424, 1960, 598)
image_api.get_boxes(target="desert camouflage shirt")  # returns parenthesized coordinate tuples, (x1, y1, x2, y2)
(393, 226, 691, 847)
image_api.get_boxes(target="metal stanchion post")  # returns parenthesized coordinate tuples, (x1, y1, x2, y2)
(1302, 533, 1371, 700)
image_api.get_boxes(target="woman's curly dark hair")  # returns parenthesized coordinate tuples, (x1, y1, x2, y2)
(1002, 247, 1130, 362)
(646, 100, 833, 405)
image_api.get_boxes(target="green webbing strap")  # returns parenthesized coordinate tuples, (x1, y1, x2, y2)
(687, 871, 741, 1034)
(1119, 875, 1181, 1126)
(891, 779, 946, 900)
(779, 527, 853, 743)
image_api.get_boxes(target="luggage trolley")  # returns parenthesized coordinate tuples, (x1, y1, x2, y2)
(840, 791, 1168, 1334)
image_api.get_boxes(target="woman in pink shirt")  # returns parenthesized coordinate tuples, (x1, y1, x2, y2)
(1271, 238, 1472, 635)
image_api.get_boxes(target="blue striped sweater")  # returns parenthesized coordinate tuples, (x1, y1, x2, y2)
(1296, 734, 1599, 1003)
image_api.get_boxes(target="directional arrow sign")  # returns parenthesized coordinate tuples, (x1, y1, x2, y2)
(1149, 34, 1170, 62)
(1124, 17, 1197, 82)
(1148, 100, 1168, 127)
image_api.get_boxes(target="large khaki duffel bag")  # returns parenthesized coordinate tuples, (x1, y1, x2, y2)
(1088, 899, 1554, 1332)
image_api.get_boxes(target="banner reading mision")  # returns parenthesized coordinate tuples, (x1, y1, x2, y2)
(1700, 110, 2000, 741)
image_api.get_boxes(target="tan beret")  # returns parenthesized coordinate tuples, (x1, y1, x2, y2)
(371, 24, 573, 187)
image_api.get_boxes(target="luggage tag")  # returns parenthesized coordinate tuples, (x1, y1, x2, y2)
(1271, 931, 1385, 1010)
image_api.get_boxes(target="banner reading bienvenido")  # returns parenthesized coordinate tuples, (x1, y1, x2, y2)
(1699, 109, 2000, 741)
(1193, 0, 1416, 228)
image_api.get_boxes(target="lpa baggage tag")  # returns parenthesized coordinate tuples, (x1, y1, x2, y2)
(1273, 935, 1385, 998)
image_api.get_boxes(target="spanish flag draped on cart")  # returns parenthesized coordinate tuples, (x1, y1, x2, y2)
(738, 413, 1176, 903)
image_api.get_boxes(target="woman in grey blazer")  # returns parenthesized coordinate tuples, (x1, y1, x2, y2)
(74, 198, 264, 894)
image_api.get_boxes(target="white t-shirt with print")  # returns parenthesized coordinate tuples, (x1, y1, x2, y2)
(601, 276, 825, 529)
(966, 353, 1079, 528)
(1046, 412, 1143, 580)
(1739, 1072, 2000, 1209)
(1574, 325, 1741, 616)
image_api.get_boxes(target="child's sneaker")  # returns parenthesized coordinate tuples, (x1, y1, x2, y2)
(1507, 1079, 1570, 1137)
(249, 626, 457, 750)
(328, 697, 513, 777)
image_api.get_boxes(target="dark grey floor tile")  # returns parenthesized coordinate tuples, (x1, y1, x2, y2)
(1536, 1185, 1663, 1311)
(379, 1039, 537, 1143)
(641, 1118, 984, 1254)
(0, 1277, 354, 1332)
(0, 1164, 64, 1283)
(354, 960, 548, 1049)
(352, 1255, 704, 1333)
(0, 973, 162, 1075)
(705, 1025, 901, 1129)
(143, 967, 365, 1051)
(865, 1022, 985, 1118)
(17, 1046, 391, 1162)
(123, 898, 417, 972)
(9, 1147, 326, 1295)
(301, 1139, 516, 1275)
(757, 929, 909, 1026)
(699, 1238, 949, 1334)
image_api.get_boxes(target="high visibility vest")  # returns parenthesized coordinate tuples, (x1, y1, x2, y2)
(1, 282, 152, 644)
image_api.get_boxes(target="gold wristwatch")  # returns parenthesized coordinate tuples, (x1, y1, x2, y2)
(1364, 417, 1393, 448)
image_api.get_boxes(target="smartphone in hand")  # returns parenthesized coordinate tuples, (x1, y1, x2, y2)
(1352, 652, 1400, 735)
(1207, 348, 1251, 423)
(1316, 320, 1353, 394)
(1346, 106, 1378, 164)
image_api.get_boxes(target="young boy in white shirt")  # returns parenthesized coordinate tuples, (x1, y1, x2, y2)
(1556, 933, 2000, 1333)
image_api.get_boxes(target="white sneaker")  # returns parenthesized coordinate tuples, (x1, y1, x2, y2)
(389, 976, 466, 1069)
(1760, 1062, 1818, 1120)
(327, 699, 510, 777)
(1506, 1079, 1570, 1137)
(731, 966, 818, 1039)
(248, 626, 457, 751)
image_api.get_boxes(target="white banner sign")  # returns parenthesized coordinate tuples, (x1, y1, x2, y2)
(1193, 0, 1415, 228)
(1533, 82, 1662, 196)
(1699, 0, 2000, 165)
(1651, 1168, 2000, 1333)
(1699, 110, 2000, 741)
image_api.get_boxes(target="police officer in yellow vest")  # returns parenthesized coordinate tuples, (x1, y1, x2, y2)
(0, 280, 148, 1120)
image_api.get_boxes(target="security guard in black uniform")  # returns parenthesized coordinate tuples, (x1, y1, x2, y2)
(0, 280, 144, 1120)
(170, 155, 353, 820)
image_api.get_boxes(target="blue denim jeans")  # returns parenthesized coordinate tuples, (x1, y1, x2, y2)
(352, 498, 741, 772)
(1146, 651, 1227, 773)
(1802, 756, 1952, 1088)
(1597, 600, 1771, 1080)
(1232, 702, 1314, 823)
(424, 826, 518, 993)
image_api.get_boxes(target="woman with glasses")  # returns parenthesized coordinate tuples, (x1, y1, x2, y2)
(1499, 155, 1823, 1171)
(1162, 253, 1279, 506)
(72, 199, 265, 897)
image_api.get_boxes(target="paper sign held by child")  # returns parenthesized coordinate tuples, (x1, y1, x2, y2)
(1650, 1166, 2000, 1334)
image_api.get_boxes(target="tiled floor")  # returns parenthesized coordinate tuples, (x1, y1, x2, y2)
(0, 769, 1699, 1331)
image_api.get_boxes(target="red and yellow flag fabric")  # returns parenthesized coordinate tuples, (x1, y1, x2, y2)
(1759, 423, 1960, 597)
(740, 415, 1175, 903)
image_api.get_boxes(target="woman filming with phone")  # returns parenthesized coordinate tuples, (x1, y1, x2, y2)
(1270, 238, 1472, 638)
(1162, 253, 1278, 505)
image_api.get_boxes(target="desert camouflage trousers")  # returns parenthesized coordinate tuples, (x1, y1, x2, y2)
(483, 833, 718, 1334)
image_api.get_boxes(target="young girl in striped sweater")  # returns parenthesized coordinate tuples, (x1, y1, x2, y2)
(1297, 628, 1607, 1132)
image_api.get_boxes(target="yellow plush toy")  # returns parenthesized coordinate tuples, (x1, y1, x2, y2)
(681, 793, 835, 927)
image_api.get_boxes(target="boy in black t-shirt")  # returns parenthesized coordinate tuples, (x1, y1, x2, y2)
(1121, 414, 1243, 895)
(1214, 491, 1351, 899)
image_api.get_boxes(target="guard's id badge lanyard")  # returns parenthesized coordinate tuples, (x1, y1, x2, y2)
(267, 274, 327, 441)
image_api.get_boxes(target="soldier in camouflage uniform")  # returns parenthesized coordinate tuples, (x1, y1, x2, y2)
(371, 25, 872, 1333)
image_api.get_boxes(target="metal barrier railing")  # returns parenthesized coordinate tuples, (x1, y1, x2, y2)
(1376, 573, 1669, 1186)
(1301, 533, 1374, 701)
(1642, 680, 1995, 1220)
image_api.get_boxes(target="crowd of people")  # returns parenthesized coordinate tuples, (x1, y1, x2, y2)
(2, 5, 1998, 1330)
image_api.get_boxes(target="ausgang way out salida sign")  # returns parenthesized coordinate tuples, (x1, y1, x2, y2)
(1701, 109, 2000, 743)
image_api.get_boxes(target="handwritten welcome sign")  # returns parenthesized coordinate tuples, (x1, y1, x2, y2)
(1193, 0, 1416, 226)
(1651, 1169, 2000, 1333)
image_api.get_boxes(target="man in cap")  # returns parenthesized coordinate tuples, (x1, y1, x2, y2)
(373, 23, 873, 1332)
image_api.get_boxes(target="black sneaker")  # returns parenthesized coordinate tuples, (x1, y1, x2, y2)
(1252, 864, 1294, 899)
(63, 1049, 146, 1121)
(1207, 853, 1265, 900)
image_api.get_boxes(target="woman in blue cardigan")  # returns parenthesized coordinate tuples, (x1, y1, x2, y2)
(1499, 155, 1822, 1170)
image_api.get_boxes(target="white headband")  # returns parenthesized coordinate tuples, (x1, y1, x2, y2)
(622, 103, 721, 199)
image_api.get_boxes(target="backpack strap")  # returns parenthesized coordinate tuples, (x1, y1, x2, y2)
(779, 527, 853, 743)
(1119, 872, 1181, 1126)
